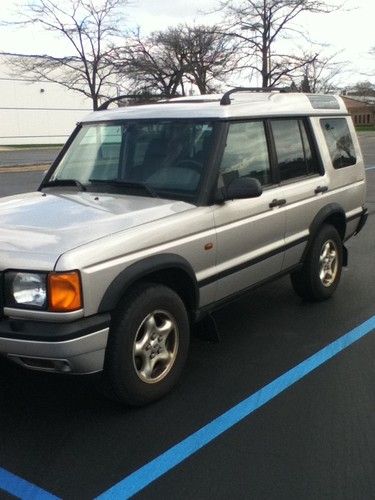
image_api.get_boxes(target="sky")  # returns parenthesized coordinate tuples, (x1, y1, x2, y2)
(1, 0, 374, 87)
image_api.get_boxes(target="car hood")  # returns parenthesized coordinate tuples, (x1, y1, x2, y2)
(0, 191, 194, 268)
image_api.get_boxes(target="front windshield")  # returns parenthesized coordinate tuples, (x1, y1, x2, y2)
(51, 120, 215, 201)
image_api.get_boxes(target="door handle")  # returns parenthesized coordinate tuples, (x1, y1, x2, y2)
(315, 185, 328, 194)
(269, 198, 287, 208)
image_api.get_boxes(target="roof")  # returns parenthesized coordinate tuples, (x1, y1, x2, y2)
(341, 96, 375, 108)
(82, 92, 348, 123)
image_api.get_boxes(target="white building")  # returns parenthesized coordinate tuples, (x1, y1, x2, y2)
(0, 56, 92, 146)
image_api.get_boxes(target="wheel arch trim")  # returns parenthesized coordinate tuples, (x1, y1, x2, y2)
(98, 254, 199, 313)
(302, 203, 347, 264)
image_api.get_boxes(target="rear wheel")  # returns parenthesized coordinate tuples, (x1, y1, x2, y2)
(290, 224, 343, 301)
(103, 283, 190, 406)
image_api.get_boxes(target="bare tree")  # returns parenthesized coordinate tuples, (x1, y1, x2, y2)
(349, 80, 375, 97)
(177, 25, 241, 94)
(118, 29, 187, 98)
(295, 51, 345, 93)
(218, 0, 339, 88)
(117, 24, 241, 97)
(4, 0, 129, 109)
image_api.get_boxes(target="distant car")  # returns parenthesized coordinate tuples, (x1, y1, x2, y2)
(0, 88, 367, 405)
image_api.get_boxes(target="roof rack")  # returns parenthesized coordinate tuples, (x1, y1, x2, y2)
(220, 87, 292, 106)
(162, 98, 220, 104)
(97, 87, 293, 110)
(98, 93, 162, 111)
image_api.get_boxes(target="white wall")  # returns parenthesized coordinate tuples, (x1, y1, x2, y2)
(0, 59, 92, 145)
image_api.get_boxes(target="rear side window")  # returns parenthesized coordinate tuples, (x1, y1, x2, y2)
(320, 118, 356, 168)
(271, 119, 319, 181)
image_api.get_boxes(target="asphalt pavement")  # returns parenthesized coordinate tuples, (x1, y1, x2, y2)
(0, 135, 374, 499)
(358, 132, 375, 168)
(0, 147, 61, 167)
(0, 170, 45, 197)
(0, 131, 373, 170)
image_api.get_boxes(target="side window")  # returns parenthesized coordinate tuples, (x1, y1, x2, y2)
(219, 121, 271, 187)
(320, 118, 356, 168)
(271, 119, 319, 182)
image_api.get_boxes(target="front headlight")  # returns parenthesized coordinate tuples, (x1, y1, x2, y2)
(5, 272, 47, 309)
(4, 270, 82, 312)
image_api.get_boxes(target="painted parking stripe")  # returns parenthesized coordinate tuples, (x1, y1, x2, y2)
(0, 467, 60, 499)
(365, 165, 375, 170)
(97, 315, 375, 500)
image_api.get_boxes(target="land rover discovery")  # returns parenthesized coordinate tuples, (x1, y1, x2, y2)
(0, 88, 367, 405)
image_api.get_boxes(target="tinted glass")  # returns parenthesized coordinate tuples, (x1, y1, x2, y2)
(321, 118, 356, 168)
(219, 121, 271, 187)
(299, 122, 318, 174)
(271, 119, 317, 181)
(52, 121, 214, 201)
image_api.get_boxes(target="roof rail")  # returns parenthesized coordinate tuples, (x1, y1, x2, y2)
(220, 87, 292, 106)
(98, 93, 162, 111)
(162, 97, 220, 104)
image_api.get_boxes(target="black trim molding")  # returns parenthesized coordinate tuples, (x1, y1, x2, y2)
(196, 264, 301, 319)
(98, 254, 199, 313)
(0, 313, 110, 342)
(346, 212, 362, 223)
(199, 236, 307, 287)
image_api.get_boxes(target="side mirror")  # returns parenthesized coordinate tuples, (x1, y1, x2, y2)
(219, 177, 263, 201)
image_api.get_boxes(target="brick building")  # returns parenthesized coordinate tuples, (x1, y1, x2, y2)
(341, 96, 375, 126)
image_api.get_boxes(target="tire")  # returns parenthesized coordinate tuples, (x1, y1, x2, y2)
(102, 282, 190, 406)
(290, 224, 343, 302)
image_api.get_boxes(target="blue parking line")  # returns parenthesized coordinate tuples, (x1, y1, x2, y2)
(0, 467, 60, 499)
(96, 315, 375, 500)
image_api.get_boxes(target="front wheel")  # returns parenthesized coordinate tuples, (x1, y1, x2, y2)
(290, 224, 343, 301)
(103, 283, 190, 406)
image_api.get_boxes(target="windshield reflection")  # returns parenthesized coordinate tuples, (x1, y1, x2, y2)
(51, 121, 214, 202)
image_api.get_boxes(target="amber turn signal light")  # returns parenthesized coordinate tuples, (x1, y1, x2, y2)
(48, 271, 83, 312)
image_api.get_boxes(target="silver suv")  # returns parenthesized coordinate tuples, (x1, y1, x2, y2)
(0, 89, 367, 405)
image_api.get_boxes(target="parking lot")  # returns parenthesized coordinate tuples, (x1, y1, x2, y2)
(0, 134, 374, 499)
(0, 146, 60, 168)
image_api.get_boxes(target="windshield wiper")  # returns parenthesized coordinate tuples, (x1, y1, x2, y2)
(89, 179, 159, 198)
(42, 179, 87, 192)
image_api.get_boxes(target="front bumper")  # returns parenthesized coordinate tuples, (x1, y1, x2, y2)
(0, 313, 111, 374)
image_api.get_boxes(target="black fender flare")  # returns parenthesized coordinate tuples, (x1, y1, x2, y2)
(302, 203, 348, 265)
(98, 253, 199, 313)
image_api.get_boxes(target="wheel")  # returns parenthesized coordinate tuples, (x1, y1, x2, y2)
(290, 224, 343, 301)
(102, 283, 190, 406)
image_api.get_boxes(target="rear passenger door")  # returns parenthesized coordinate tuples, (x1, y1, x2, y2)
(268, 118, 327, 269)
(212, 120, 286, 302)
